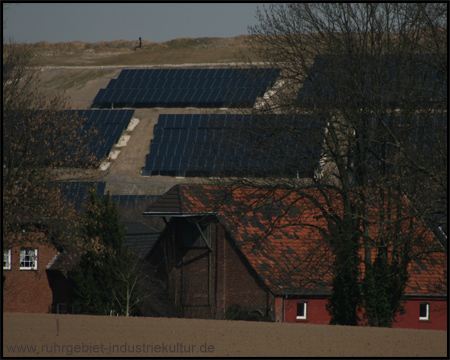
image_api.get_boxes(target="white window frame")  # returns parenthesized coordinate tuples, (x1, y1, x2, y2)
(419, 302, 430, 321)
(3, 249, 11, 270)
(296, 301, 308, 320)
(19, 248, 38, 270)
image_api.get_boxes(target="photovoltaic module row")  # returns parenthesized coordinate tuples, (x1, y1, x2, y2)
(92, 68, 281, 108)
(57, 110, 134, 163)
(110, 194, 161, 208)
(59, 182, 160, 210)
(93, 87, 262, 108)
(142, 114, 323, 177)
(117, 68, 280, 80)
(298, 54, 446, 106)
(58, 181, 106, 210)
(106, 77, 271, 90)
(155, 114, 237, 129)
(4, 109, 134, 167)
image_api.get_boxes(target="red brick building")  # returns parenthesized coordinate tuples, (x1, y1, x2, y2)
(3, 222, 158, 315)
(144, 184, 447, 330)
(3, 233, 62, 313)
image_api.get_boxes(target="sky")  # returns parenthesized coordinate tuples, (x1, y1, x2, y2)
(3, 3, 263, 44)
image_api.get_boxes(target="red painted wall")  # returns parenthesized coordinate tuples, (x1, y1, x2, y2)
(392, 298, 447, 331)
(3, 241, 59, 313)
(282, 298, 331, 324)
(280, 297, 447, 330)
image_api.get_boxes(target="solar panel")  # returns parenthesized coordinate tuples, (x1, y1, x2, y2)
(54, 110, 134, 164)
(58, 181, 106, 210)
(141, 113, 323, 177)
(298, 54, 446, 106)
(59, 182, 161, 210)
(92, 68, 281, 108)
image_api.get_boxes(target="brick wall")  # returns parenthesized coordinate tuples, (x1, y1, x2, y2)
(218, 229, 274, 317)
(3, 239, 59, 313)
(150, 217, 275, 320)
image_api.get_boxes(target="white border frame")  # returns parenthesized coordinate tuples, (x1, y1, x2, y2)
(3, 249, 11, 270)
(19, 248, 38, 270)
(419, 302, 430, 320)
(296, 301, 308, 320)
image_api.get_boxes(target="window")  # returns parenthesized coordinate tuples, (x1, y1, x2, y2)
(419, 302, 430, 320)
(57, 303, 68, 314)
(3, 249, 11, 270)
(296, 301, 307, 320)
(19, 248, 38, 270)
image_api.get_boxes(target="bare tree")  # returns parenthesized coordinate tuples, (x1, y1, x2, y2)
(212, 3, 447, 326)
(3, 40, 100, 248)
(110, 249, 158, 317)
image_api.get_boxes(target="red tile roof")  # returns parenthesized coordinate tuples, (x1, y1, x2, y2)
(148, 184, 447, 297)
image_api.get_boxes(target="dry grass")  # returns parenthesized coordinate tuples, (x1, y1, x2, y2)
(28, 36, 259, 67)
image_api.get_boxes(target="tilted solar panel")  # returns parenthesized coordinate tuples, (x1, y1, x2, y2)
(298, 54, 446, 106)
(142, 113, 323, 177)
(58, 181, 106, 210)
(52, 110, 134, 164)
(92, 68, 281, 108)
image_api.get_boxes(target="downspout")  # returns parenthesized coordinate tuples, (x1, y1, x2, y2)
(208, 249, 211, 307)
(283, 295, 287, 323)
(214, 226, 218, 319)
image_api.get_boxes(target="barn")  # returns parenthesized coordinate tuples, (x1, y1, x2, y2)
(143, 184, 447, 330)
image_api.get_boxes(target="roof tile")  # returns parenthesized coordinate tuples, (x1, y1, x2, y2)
(156, 184, 447, 296)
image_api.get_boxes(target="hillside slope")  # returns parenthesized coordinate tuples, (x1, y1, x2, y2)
(31, 36, 258, 67)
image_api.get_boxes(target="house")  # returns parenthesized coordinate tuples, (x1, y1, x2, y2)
(3, 221, 160, 315)
(3, 232, 61, 313)
(143, 184, 447, 330)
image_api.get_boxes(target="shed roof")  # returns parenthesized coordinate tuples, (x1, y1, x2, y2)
(121, 220, 160, 259)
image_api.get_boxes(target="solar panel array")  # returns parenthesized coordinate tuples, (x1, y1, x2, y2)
(365, 112, 447, 172)
(298, 54, 447, 106)
(110, 195, 161, 209)
(60, 110, 134, 163)
(92, 68, 280, 108)
(58, 181, 106, 210)
(59, 182, 161, 210)
(142, 114, 323, 177)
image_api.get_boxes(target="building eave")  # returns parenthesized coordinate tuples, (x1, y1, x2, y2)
(142, 211, 218, 217)
(405, 293, 447, 298)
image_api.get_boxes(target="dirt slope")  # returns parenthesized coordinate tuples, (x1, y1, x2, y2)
(3, 312, 447, 357)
